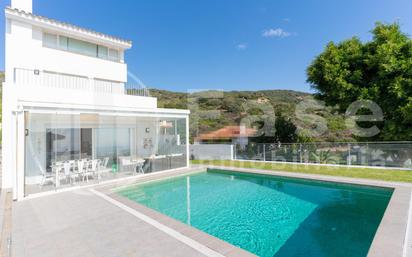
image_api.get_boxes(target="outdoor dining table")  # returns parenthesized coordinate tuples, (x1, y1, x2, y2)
(52, 160, 102, 188)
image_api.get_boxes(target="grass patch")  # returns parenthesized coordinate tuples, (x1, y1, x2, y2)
(191, 160, 412, 183)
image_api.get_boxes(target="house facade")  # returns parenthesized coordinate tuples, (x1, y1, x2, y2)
(194, 126, 256, 149)
(2, 0, 190, 200)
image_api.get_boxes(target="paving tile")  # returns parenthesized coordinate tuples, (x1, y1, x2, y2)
(12, 189, 208, 257)
(25, 242, 60, 257)
(11, 241, 26, 257)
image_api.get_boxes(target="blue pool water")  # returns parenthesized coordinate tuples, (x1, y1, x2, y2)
(117, 169, 392, 257)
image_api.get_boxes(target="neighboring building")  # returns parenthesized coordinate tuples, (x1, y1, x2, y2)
(2, 0, 190, 200)
(194, 126, 256, 149)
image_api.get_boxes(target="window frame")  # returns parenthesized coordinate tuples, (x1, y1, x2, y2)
(42, 32, 123, 63)
(43, 33, 58, 48)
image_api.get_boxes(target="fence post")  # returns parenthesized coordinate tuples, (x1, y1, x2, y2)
(366, 142, 370, 166)
(348, 143, 351, 166)
(299, 143, 303, 163)
(263, 144, 266, 161)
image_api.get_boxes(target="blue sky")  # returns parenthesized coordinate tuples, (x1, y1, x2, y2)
(1, 0, 411, 92)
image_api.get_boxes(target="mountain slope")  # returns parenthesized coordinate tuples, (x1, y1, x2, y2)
(151, 88, 353, 142)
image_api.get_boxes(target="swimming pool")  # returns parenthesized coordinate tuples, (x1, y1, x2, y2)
(117, 169, 393, 257)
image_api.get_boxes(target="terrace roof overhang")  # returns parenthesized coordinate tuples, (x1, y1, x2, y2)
(17, 101, 190, 119)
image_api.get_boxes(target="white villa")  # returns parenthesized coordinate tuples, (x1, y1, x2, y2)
(2, 0, 190, 200)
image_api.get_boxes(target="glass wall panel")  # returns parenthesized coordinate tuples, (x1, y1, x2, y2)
(153, 118, 187, 171)
(95, 128, 117, 166)
(117, 128, 131, 157)
(25, 112, 81, 195)
(46, 128, 81, 169)
(24, 112, 188, 196)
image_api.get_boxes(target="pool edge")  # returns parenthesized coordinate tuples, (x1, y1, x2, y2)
(93, 167, 256, 257)
(93, 165, 412, 257)
(203, 165, 412, 257)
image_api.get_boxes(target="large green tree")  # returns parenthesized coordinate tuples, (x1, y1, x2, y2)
(307, 23, 412, 140)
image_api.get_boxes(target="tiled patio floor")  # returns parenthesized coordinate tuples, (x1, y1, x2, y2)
(12, 189, 207, 257)
(10, 165, 412, 257)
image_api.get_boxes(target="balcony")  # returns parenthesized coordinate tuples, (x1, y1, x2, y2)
(11, 68, 157, 110)
(14, 68, 150, 97)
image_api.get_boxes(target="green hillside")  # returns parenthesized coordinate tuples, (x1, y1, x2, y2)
(151, 88, 353, 143)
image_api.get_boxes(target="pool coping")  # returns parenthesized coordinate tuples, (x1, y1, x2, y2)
(93, 165, 412, 257)
(93, 167, 256, 257)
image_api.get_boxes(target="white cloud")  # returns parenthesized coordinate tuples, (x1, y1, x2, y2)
(262, 28, 291, 38)
(282, 18, 290, 23)
(236, 43, 248, 50)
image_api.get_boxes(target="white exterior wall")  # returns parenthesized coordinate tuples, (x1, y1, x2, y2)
(2, 2, 190, 197)
(2, 16, 19, 190)
(2, 15, 130, 190)
(6, 20, 127, 83)
(15, 85, 157, 110)
(190, 144, 234, 161)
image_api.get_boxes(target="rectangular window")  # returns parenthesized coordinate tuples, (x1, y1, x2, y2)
(108, 49, 120, 61)
(68, 38, 97, 57)
(59, 36, 68, 50)
(97, 45, 108, 59)
(42, 32, 122, 62)
(43, 33, 58, 48)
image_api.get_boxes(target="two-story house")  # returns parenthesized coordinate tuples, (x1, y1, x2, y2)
(2, 0, 190, 200)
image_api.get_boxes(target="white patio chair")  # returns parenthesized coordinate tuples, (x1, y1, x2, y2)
(94, 157, 110, 178)
(95, 159, 102, 181)
(119, 156, 134, 173)
(63, 161, 78, 185)
(68, 160, 76, 170)
(90, 159, 100, 180)
(77, 159, 87, 182)
(102, 157, 109, 169)
(136, 158, 145, 174)
(51, 162, 64, 188)
(83, 160, 95, 182)
(40, 166, 55, 188)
